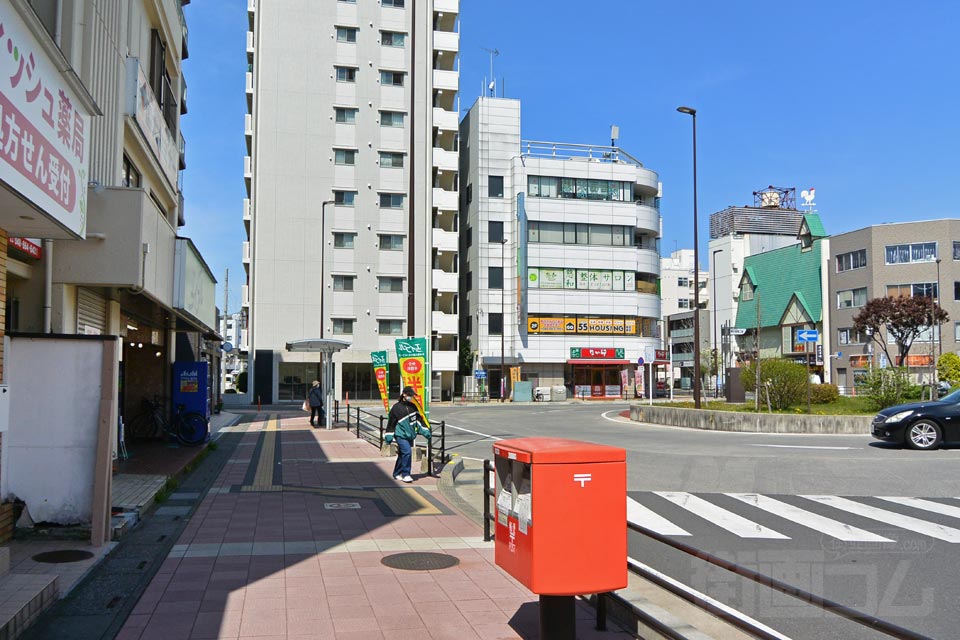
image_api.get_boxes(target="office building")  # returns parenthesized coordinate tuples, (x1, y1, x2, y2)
(243, 0, 460, 402)
(459, 97, 661, 400)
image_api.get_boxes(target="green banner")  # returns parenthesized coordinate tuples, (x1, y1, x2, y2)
(395, 337, 430, 424)
(371, 351, 390, 412)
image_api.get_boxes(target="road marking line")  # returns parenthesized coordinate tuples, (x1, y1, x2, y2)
(654, 492, 789, 539)
(442, 422, 501, 441)
(801, 495, 960, 543)
(726, 493, 893, 542)
(627, 558, 794, 640)
(749, 444, 856, 450)
(877, 497, 960, 520)
(627, 497, 690, 536)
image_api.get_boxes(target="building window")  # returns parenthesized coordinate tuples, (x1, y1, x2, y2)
(382, 0, 405, 7)
(379, 193, 405, 209)
(380, 111, 405, 127)
(380, 70, 405, 86)
(836, 249, 867, 272)
(379, 319, 404, 335)
(678, 299, 690, 309)
(489, 175, 504, 198)
(886, 282, 937, 299)
(885, 242, 937, 264)
(466, 184, 473, 204)
(379, 152, 404, 168)
(488, 221, 504, 244)
(677, 277, 690, 287)
(527, 175, 632, 201)
(333, 319, 354, 335)
(335, 66, 357, 82)
(333, 233, 356, 248)
(379, 234, 404, 250)
(838, 328, 865, 345)
(381, 31, 405, 47)
(336, 27, 357, 42)
(488, 313, 503, 336)
(489, 267, 503, 289)
(122, 155, 141, 188)
(838, 287, 868, 309)
(954, 241, 960, 261)
(335, 107, 357, 123)
(333, 275, 355, 291)
(333, 190, 356, 206)
(378, 277, 404, 292)
(740, 282, 754, 301)
(334, 149, 356, 165)
(955, 322, 960, 341)
(526, 221, 635, 247)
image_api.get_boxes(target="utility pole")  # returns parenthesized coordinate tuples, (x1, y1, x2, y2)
(755, 291, 761, 413)
(224, 268, 229, 318)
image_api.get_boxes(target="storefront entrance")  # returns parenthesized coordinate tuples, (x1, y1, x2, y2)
(568, 364, 625, 399)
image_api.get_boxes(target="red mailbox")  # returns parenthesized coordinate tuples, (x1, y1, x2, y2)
(493, 437, 627, 595)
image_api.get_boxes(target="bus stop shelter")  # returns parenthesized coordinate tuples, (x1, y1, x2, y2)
(285, 338, 351, 428)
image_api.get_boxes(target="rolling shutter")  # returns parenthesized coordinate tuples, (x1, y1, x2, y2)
(77, 288, 107, 335)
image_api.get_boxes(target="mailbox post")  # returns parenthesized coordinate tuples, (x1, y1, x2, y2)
(493, 438, 627, 639)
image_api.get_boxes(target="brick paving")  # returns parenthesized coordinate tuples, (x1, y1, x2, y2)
(116, 412, 630, 639)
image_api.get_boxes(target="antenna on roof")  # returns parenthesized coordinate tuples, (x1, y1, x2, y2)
(481, 47, 499, 97)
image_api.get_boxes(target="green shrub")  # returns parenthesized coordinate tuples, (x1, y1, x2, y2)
(903, 384, 923, 400)
(937, 352, 960, 386)
(810, 383, 839, 404)
(862, 367, 912, 409)
(740, 359, 808, 410)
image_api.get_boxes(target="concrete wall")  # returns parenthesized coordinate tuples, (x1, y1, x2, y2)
(629, 403, 872, 434)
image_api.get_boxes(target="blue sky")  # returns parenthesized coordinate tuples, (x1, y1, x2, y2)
(180, 0, 960, 313)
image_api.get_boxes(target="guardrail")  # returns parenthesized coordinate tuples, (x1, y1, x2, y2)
(344, 406, 447, 477)
(481, 461, 926, 639)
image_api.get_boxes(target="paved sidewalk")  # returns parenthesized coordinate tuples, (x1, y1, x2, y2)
(117, 412, 629, 639)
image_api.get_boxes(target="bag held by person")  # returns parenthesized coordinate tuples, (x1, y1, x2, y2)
(302, 399, 310, 412)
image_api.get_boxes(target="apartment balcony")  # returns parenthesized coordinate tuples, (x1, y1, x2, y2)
(432, 350, 458, 372)
(242, 241, 251, 264)
(433, 107, 458, 132)
(637, 248, 660, 276)
(432, 311, 458, 335)
(245, 71, 253, 95)
(241, 284, 250, 309)
(434, 0, 459, 14)
(244, 113, 253, 137)
(432, 187, 457, 212)
(246, 31, 254, 61)
(432, 269, 458, 293)
(433, 69, 458, 92)
(52, 188, 177, 308)
(242, 198, 251, 229)
(636, 203, 659, 235)
(125, 57, 179, 190)
(177, 0, 189, 59)
(433, 30, 459, 54)
(635, 166, 659, 194)
(432, 228, 458, 253)
(432, 147, 458, 172)
(248, 0, 256, 13)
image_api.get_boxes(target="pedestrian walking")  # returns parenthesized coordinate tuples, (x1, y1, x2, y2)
(385, 386, 429, 483)
(308, 380, 325, 427)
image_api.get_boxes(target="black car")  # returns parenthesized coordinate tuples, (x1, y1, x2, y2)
(872, 389, 960, 450)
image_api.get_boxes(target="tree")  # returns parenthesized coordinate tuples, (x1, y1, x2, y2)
(737, 358, 808, 410)
(862, 367, 912, 410)
(852, 296, 948, 365)
(236, 370, 248, 393)
(937, 352, 960, 387)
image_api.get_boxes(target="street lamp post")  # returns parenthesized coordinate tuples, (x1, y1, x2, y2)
(936, 257, 942, 357)
(932, 257, 942, 400)
(677, 106, 701, 408)
(500, 237, 508, 402)
(712, 248, 723, 398)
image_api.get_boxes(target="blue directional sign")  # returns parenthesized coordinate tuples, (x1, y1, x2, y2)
(797, 329, 819, 343)
(474, 369, 487, 379)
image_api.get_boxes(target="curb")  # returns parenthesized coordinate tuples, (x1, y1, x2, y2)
(436, 457, 486, 530)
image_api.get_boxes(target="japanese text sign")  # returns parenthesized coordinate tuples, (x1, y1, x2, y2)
(371, 350, 390, 412)
(570, 348, 625, 360)
(395, 337, 430, 424)
(0, 5, 91, 237)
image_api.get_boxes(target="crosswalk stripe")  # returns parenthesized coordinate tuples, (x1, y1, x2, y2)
(627, 497, 690, 536)
(801, 495, 960, 543)
(877, 496, 960, 520)
(726, 493, 893, 542)
(654, 492, 789, 539)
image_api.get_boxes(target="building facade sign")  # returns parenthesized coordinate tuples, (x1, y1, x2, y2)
(0, 4, 92, 237)
(173, 238, 216, 331)
(527, 317, 638, 335)
(125, 57, 178, 187)
(569, 348, 625, 360)
(8, 236, 40, 258)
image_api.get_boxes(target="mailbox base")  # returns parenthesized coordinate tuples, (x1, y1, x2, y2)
(539, 595, 575, 640)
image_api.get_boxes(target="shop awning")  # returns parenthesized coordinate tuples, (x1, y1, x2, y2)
(566, 359, 631, 365)
(285, 338, 352, 354)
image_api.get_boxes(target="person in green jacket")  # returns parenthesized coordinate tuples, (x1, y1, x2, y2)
(386, 386, 430, 483)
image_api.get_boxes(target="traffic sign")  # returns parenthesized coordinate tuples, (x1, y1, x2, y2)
(797, 329, 819, 343)
(474, 370, 487, 379)
(636, 357, 644, 366)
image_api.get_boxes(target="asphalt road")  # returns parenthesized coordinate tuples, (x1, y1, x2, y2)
(421, 402, 960, 639)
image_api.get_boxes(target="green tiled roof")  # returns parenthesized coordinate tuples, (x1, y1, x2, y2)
(735, 240, 823, 329)
(801, 213, 827, 238)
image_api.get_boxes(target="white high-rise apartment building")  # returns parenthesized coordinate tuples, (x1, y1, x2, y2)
(659, 249, 708, 318)
(244, 0, 460, 403)
(460, 97, 661, 400)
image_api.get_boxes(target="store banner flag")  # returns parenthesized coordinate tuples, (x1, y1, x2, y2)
(395, 337, 430, 428)
(371, 351, 390, 412)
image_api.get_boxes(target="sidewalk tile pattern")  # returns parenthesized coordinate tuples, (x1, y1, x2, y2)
(117, 413, 631, 639)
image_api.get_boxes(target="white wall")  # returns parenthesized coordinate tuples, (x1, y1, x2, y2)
(1, 337, 107, 524)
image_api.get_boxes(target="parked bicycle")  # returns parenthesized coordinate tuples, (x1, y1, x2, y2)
(127, 396, 208, 446)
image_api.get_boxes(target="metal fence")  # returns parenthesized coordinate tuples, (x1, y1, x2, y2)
(343, 405, 447, 477)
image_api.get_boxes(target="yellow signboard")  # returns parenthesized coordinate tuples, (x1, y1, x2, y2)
(527, 317, 639, 335)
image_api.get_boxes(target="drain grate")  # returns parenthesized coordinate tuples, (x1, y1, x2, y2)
(381, 552, 459, 571)
(31, 550, 95, 564)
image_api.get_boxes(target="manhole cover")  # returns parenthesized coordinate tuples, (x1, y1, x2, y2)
(381, 552, 460, 571)
(31, 550, 94, 564)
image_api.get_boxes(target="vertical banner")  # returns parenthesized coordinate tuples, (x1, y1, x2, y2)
(635, 366, 644, 398)
(509, 366, 521, 401)
(395, 337, 430, 427)
(371, 351, 390, 412)
(620, 369, 629, 399)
